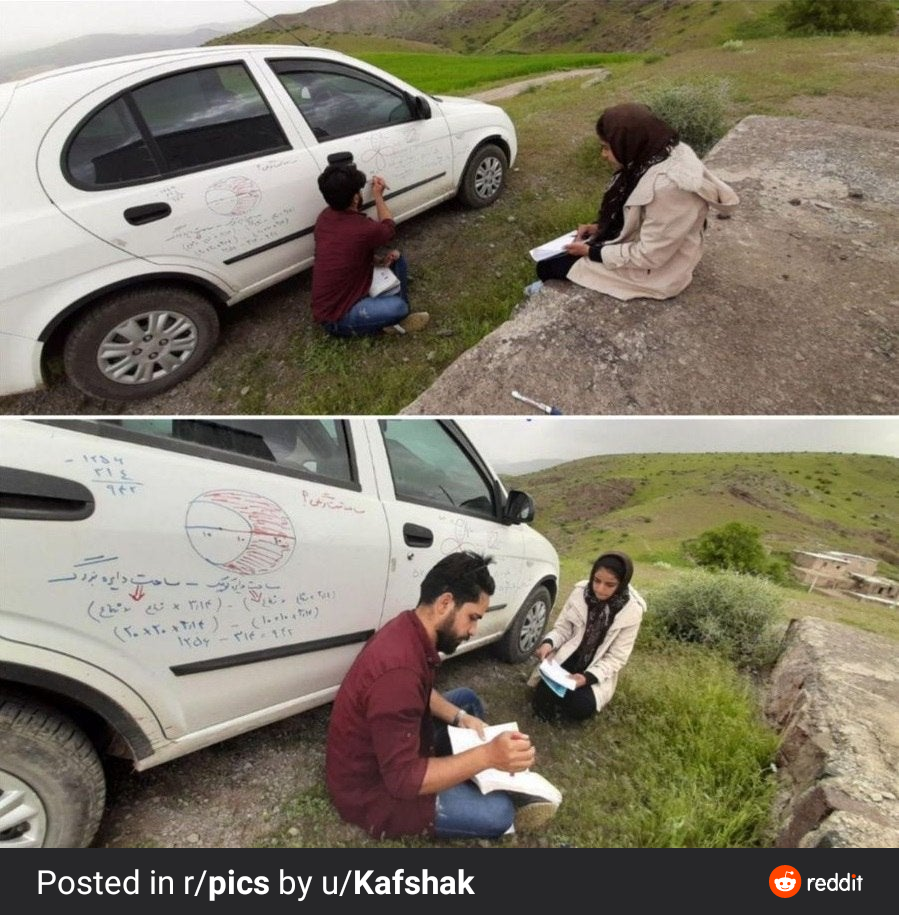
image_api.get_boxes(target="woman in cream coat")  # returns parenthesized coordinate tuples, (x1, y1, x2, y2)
(529, 551, 645, 721)
(535, 103, 738, 300)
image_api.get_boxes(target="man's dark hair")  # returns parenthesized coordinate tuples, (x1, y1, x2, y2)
(318, 163, 367, 210)
(419, 551, 495, 607)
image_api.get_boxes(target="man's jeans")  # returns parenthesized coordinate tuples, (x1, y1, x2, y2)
(433, 687, 516, 838)
(321, 255, 410, 337)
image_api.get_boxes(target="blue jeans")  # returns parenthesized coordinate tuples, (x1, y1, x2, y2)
(433, 688, 516, 839)
(322, 255, 410, 337)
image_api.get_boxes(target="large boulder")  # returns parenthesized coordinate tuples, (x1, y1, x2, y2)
(764, 617, 899, 848)
(403, 116, 898, 415)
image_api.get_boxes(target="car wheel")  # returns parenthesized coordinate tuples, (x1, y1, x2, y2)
(458, 143, 508, 208)
(0, 694, 106, 848)
(494, 585, 552, 663)
(63, 285, 220, 401)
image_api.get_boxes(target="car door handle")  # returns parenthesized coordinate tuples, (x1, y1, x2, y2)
(123, 203, 172, 226)
(0, 467, 95, 521)
(403, 523, 433, 548)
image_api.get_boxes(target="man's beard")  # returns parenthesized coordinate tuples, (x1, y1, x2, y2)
(436, 617, 464, 655)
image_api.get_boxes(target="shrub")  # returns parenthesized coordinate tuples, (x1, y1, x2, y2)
(721, 39, 745, 51)
(640, 79, 731, 156)
(780, 0, 895, 35)
(647, 569, 784, 669)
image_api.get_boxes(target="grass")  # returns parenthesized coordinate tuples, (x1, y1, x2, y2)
(204, 33, 898, 414)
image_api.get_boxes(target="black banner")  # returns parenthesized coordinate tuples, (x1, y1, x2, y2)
(10, 848, 893, 913)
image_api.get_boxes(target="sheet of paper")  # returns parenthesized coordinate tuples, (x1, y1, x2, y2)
(528, 230, 577, 262)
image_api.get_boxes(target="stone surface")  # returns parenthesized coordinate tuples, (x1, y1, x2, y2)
(764, 617, 899, 848)
(403, 116, 899, 415)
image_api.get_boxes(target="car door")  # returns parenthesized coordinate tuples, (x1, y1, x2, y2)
(37, 56, 322, 298)
(372, 419, 529, 646)
(259, 56, 455, 221)
(0, 418, 390, 737)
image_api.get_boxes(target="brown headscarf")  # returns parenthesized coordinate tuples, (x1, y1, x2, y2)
(595, 103, 679, 242)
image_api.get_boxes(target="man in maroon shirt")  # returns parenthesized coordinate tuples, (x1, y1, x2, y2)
(325, 551, 557, 839)
(311, 162, 430, 336)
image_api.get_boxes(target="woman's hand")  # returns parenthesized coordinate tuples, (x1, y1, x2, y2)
(564, 240, 590, 257)
(577, 223, 598, 241)
(533, 642, 554, 662)
(571, 673, 588, 689)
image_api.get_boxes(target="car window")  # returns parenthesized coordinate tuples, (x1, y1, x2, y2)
(95, 419, 354, 483)
(66, 64, 291, 188)
(271, 63, 413, 141)
(380, 420, 496, 518)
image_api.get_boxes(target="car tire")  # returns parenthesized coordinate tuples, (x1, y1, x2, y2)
(457, 143, 508, 208)
(63, 285, 220, 401)
(494, 585, 552, 663)
(0, 693, 106, 848)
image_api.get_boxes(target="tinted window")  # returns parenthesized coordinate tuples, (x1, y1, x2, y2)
(98, 419, 354, 484)
(67, 64, 290, 187)
(67, 97, 159, 185)
(380, 420, 496, 518)
(274, 66, 413, 141)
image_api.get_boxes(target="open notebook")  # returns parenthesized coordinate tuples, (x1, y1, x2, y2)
(447, 721, 562, 804)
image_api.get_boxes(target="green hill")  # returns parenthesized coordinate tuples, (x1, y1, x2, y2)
(506, 451, 899, 636)
(213, 0, 786, 55)
(508, 451, 898, 568)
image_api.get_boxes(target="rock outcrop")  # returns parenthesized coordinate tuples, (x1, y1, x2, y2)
(764, 617, 899, 848)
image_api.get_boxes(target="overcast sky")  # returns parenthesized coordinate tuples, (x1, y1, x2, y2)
(459, 416, 899, 472)
(0, 1, 333, 56)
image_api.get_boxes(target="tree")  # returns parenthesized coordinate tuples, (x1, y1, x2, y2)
(780, 0, 895, 35)
(686, 521, 771, 576)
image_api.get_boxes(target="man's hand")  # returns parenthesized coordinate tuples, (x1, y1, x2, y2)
(371, 175, 389, 197)
(486, 731, 535, 773)
(458, 713, 488, 739)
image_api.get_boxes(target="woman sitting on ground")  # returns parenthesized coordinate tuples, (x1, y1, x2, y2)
(529, 551, 645, 722)
(533, 102, 738, 300)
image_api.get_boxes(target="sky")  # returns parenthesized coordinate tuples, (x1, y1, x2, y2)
(0, 0, 333, 57)
(459, 416, 899, 473)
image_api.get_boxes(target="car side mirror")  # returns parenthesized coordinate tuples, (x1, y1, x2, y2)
(503, 490, 535, 524)
(414, 95, 431, 120)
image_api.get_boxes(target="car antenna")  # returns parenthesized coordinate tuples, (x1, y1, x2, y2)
(242, 0, 309, 46)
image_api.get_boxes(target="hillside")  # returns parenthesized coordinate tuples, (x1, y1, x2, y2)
(505, 452, 899, 575)
(225, 0, 782, 54)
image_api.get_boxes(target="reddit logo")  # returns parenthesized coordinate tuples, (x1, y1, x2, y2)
(770, 865, 801, 898)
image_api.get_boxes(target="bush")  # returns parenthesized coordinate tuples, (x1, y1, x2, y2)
(640, 79, 731, 157)
(685, 521, 787, 582)
(647, 569, 784, 670)
(780, 0, 895, 35)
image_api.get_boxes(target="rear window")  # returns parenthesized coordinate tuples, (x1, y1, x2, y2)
(66, 64, 291, 188)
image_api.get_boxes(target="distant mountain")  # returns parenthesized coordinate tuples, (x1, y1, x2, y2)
(0, 22, 256, 81)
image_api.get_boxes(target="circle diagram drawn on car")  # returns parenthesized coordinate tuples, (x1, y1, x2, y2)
(205, 176, 262, 216)
(185, 490, 296, 574)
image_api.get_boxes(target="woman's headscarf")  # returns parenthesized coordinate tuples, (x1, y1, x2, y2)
(564, 551, 635, 674)
(595, 103, 679, 242)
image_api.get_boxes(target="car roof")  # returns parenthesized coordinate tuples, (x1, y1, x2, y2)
(1, 44, 356, 89)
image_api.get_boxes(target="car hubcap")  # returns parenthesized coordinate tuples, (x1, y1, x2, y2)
(97, 310, 199, 385)
(518, 598, 549, 654)
(0, 771, 47, 847)
(474, 156, 503, 200)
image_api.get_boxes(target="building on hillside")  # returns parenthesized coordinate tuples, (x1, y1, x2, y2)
(791, 550, 899, 605)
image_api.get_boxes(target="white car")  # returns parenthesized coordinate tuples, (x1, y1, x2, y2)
(0, 416, 559, 847)
(0, 46, 517, 401)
